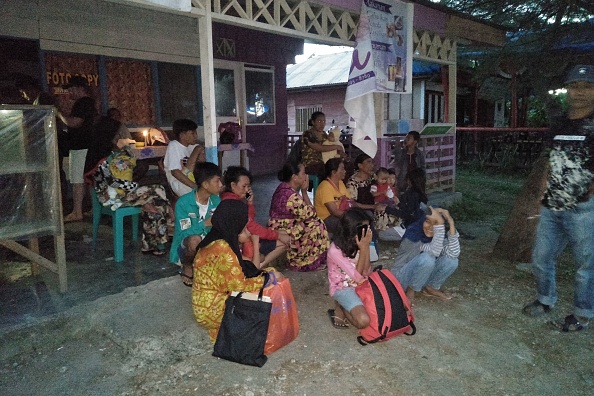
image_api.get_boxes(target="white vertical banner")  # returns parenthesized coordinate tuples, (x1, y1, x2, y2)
(345, 0, 414, 158)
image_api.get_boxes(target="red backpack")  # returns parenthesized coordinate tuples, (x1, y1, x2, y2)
(355, 268, 416, 345)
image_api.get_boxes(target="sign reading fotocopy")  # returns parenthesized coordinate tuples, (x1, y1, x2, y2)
(344, 0, 413, 157)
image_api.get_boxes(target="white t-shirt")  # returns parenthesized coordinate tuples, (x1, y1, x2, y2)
(164, 140, 198, 197)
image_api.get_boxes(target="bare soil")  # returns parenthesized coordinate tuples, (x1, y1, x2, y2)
(1, 221, 593, 395)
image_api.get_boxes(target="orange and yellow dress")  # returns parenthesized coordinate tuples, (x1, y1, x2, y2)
(192, 239, 266, 342)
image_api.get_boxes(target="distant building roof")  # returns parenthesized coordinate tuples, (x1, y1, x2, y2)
(287, 50, 440, 89)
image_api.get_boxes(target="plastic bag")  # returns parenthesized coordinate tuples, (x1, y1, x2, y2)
(262, 278, 299, 354)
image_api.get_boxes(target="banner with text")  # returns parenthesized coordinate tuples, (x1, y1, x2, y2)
(344, 0, 413, 158)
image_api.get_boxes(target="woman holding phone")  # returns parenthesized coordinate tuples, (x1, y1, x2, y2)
(326, 208, 373, 329)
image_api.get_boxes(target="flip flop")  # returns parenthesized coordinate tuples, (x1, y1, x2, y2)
(179, 271, 193, 287)
(327, 309, 349, 329)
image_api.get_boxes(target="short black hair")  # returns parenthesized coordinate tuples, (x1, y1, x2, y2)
(407, 131, 420, 142)
(354, 153, 372, 168)
(194, 162, 221, 188)
(333, 208, 372, 258)
(172, 119, 198, 140)
(324, 157, 344, 179)
(375, 167, 389, 176)
(223, 166, 253, 192)
(307, 111, 325, 127)
(278, 161, 302, 182)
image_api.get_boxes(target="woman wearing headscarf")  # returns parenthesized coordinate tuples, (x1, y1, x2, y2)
(391, 207, 460, 304)
(192, 200, 284, 343)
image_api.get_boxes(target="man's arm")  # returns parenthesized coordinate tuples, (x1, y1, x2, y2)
(57, 112, 84, 128)
(171, 169, 196, 189)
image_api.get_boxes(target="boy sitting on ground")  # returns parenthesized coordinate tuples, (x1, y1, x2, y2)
(164, 119, 199, 197)
(171, 162, 222, 287)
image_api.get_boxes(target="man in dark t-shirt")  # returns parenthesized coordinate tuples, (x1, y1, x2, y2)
(58, 75, 97, 222)
(523, 65, 594, 332)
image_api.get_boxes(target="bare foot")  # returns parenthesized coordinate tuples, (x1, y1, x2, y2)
(422, 286, 452, 301)
(64, 212, 83, 223)
(405, 287, 415, 305)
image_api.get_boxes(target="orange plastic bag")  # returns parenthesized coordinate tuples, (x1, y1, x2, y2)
(263, 278, 299, 354)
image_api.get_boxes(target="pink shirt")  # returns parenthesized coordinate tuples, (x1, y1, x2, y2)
(327, 243, 370, 296)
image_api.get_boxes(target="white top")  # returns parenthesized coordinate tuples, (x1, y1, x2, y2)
(164, 140, 198, 197)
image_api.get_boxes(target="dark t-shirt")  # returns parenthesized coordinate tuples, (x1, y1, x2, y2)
(68, 96, 97, 150)
(543, 114, 594, 210)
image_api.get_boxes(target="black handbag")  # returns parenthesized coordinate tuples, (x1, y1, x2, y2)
(212, 282, 272, 367)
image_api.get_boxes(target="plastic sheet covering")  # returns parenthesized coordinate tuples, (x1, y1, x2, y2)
(0, 105, 62, 242)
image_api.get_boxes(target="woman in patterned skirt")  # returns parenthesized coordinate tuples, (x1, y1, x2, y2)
(268, 162, 330, 271)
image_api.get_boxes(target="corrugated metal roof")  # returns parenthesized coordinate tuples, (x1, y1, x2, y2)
(287, 50, 441, 89)
(287, 51, 352, 89)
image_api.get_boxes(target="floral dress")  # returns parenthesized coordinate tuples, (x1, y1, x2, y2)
(268, 182, 329, 271)
(301, 129, 328, 179)
(346, 172, 401, 231)
(93, 147, 174, 253)
(192, 240, 266, 342)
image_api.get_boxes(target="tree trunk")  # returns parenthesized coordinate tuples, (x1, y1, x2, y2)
(492, 154, 548, 262)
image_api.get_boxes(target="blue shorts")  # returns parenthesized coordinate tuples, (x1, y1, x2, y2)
(333, 287, 363, 312)
(259, 239, 277, 256)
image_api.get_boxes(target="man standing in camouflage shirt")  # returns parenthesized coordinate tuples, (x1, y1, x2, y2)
(523, 65, 594, 332)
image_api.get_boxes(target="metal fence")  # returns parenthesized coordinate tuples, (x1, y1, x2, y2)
(456, 127, 549, 168)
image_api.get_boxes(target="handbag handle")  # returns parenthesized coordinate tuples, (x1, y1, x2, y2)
(257, 271, 270, 301)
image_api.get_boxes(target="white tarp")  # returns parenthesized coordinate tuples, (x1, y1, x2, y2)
(344, 0, 413, 158)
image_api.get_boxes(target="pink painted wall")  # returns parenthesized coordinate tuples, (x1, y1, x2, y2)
(413, 3, 447, 34)
(287, 86, 350, 133)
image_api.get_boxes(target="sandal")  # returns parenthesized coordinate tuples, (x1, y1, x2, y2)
(551, 314, 589, 332)
(522, 300, 551, 317)
(327, 309, 349, 329)
(179, 271, 193, 287)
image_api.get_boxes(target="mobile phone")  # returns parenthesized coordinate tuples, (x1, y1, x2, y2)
(357, 224, 369, 240)
(245, 192, 251, 200)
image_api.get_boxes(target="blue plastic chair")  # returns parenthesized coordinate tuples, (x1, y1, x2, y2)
(309, 174, 320, 195)
(90, 188, 141, 262)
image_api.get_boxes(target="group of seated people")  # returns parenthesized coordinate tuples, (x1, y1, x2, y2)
(87, 111, 459, 341)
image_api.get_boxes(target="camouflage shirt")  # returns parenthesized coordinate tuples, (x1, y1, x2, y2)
(543, 114, 594, 210)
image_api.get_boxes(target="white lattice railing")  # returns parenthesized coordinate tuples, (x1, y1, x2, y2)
(189, 1, 458, 63)
(192, 0, 358, 43)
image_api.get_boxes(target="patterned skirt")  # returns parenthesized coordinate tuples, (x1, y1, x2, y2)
(268, 216, 329, 272)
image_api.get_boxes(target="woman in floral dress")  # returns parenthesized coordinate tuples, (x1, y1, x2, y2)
(268, 162, 329, 271)
(192, 200, 284, 342)
(90, 117, 173, 256)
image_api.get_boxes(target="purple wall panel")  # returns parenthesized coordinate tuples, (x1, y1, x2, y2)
(413, 3, 447, 34)
(212, 23, 303, 175)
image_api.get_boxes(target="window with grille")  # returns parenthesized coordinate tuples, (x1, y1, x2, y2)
(295, 106, 322, 133)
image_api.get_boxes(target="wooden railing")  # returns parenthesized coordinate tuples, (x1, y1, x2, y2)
(457, 127, 549, 168)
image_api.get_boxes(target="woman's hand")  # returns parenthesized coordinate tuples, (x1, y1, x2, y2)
(437, 208, 456, 234)
(300, 175, 310, 191)
(273, 270, 285, 281)
(246, 187, 254, 204)
(277, 230, 291, 246)
(356, 225, 373, 249)
(427, 206, 445, 225)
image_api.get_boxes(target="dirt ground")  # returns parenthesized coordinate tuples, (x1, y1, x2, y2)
(1, 220, 593, 396)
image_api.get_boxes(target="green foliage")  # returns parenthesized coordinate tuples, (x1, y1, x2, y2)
(449, 167, 526, 231)
(435, 0, 594, 31)
(526, 93, 568, 127)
